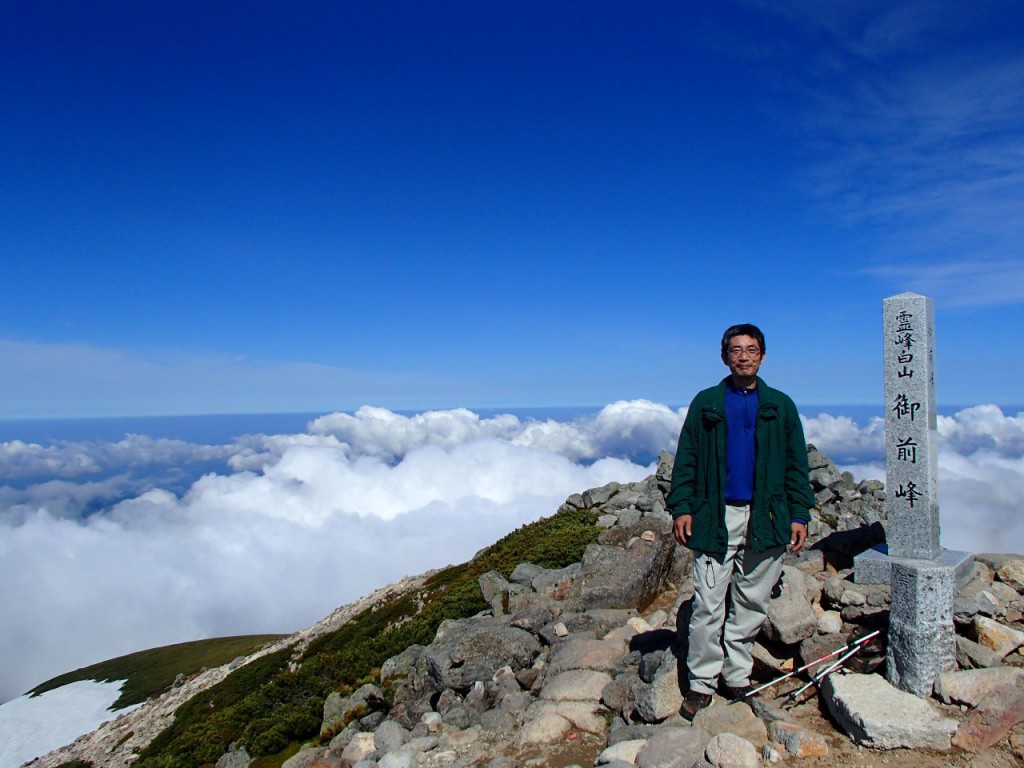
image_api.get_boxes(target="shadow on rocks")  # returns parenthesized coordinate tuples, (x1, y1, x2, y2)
(811, 521, 886, 571)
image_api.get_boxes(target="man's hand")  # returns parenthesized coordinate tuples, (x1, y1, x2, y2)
(673, 515, 692, 546)
(789, 521, 807, 553)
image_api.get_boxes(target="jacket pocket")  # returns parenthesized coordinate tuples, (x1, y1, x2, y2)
(769, 494, 791, 541)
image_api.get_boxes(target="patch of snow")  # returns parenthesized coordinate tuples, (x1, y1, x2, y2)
(0, 680, 138, 768)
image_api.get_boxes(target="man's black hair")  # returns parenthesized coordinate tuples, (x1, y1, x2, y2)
(721, 323, 766, 358)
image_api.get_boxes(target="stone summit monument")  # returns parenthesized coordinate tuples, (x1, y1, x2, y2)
(854, 292, 973, 697)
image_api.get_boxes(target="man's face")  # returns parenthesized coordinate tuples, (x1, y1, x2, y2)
(722, 334, 764, 381)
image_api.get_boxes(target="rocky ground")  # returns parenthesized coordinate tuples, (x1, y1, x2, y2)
(30, 448, 1024, 768)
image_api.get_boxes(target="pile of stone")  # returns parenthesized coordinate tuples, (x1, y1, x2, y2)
(261, 449, 1024, 768)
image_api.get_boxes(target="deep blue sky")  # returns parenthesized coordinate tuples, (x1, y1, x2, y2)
(2, 1, 1022, 417)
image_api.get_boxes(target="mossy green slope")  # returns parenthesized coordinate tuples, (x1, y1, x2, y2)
(31, 635, 286, 711)
(133, 506, 601, 768)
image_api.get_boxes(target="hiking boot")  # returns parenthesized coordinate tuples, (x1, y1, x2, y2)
(679, 690, 713, 721)
(721, 683, 753, 702)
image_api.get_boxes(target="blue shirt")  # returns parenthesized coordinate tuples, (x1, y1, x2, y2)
(724, 382, 758, 503)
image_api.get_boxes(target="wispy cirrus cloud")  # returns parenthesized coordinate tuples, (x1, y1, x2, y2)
(738, 1, 1024, 307)
(861, 259, 1024, 308)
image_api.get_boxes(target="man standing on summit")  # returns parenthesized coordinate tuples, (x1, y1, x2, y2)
(667, 323, 814, 720)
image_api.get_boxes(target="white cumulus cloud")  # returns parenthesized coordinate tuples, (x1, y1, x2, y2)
(1, 401, 1022, 709)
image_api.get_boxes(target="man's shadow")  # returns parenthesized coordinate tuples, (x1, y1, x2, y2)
(625, 596, 693, 693)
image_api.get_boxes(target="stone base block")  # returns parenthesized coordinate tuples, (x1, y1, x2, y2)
(853, 547, 891, 585)
(886, 557, 958, 697)
(854, 547, 973, 590)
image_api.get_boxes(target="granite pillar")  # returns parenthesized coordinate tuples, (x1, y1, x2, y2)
(854, 292, 971, 697)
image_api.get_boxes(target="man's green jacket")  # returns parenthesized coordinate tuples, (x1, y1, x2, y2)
(667, 376, 815, 558)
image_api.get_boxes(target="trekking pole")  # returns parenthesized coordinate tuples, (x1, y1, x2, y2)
(786, 640, 868, 701)
(745, 629, 880, 698)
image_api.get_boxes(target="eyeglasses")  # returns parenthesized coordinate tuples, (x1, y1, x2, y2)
(727, 346, 761, 358)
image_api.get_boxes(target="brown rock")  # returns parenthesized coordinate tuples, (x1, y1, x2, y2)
(934, 667, 1024, 706)
(768, 720, 829, 757)
(951, 682, 1024, 751)
(955, 635, 1004, 669)
(997, 559, 1024, 592)
(973, 615, 1024, 657)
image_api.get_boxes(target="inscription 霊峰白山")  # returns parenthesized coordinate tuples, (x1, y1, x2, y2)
(883, 293, 939, 560)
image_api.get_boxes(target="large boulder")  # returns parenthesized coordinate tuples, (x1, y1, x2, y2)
(822, 673, 957, 750)
(566, 532, 673, 611)
(427, 621, 541, 692)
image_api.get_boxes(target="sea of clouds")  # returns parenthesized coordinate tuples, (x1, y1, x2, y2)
(1, 400, 1023, 706)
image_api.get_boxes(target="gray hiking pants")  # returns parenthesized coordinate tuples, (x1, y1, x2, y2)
(686, 503, 785, 695)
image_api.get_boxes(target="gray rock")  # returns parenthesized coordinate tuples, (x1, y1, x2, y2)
(373, 720, 408, 753)
(806, 449, 831, 470)
(633, 654, 683, 723)
(566, 536, 672, 612)
(540, 669, 613, 702)
(596, 740, 647, 766)
(322, 683, 386, 734)
(635, 726, 711, 768)
(691, 701, 767, 747)
(498, 690, 534, 714)
(822, 672, 956, 750)
(434, 687, 462, 715)
(817, 610, 843, 635)
(439, 702, 475, 729)
(605, 494, 643, 517)
(781, 565, 822, 604)
(704, 733, 758, 768)
(606, 722, 662, 745)
(584, 483, 620, 507)
(785, 547, 825, 576)
(585, 607, 641, 630)
(215, 745, 251, 768)
(601, 671, 642, 718)
(564, 493, 586, 510)
(487, 665, 523, 705)
(479, 570, 509, 604)
(383, 649, 435, 707)
(377, 753, 415, 768)
(327, 724, 359, 751)
(401, 735, 439, 752)
(546, 636, 625, 675)
(747, 696, 794, 726)
(638, 649, 665, 683)
(763, 590, 817, 645)
(358, 710, 386, 731)
(667, 546, 694, 591)
(510, 562, 544, 587)
(427, 622, 541, 691)
(517, 700, 606, 745)
(479, 708, 517, 738)
(532, 563, 580, 600)
(462, 680, 488, 716)
(809, 465, 843, 489)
